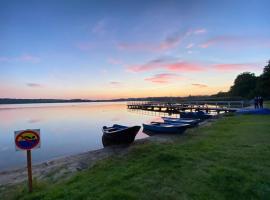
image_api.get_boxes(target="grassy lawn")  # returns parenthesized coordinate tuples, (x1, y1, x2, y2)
(265, 101, 270, 108)
(2, 114, 270, 200)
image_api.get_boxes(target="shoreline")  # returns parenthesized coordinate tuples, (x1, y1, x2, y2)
(0, 118, 215, 187)
(0, 134, 178, 187)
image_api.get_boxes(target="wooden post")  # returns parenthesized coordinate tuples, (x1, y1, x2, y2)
(27, 150, 33, 193)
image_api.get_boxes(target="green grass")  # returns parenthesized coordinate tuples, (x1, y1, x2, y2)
(2, 115, 270, 200)
(265, 101, 270, 108)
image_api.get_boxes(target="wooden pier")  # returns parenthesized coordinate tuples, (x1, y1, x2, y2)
(127, 101, 250, 114)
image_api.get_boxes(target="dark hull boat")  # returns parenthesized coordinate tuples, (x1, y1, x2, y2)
(102, 124, 141, 146)
(162, 117, 200, 126)
(143, 122, 189, 134)
(180, 111, 211, 120)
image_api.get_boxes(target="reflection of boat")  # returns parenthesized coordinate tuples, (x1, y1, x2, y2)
(162, 117, 200, 126)
(180, 111, 211, 120)
(102, 124, 141, 146)
(143, 122, 189, 134)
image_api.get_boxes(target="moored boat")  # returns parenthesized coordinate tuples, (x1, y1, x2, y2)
(143, 122, 189, 134)
(180, 111, 211, 120)
(102, 124, 141, 146)
(162, 117, 200, 126)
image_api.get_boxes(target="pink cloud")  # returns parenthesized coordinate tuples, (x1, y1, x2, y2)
(165, 62, 205, 72)
(127, 59, 206, 73)
(199, 36, 238, 48)
(127, 58, 167, 72)
(127, 63, 161, 72)
(145, 73, 182, 84)
(213, 63, 257, 72)
(192, 83, 208, 88)
(200, 35, 270, 49)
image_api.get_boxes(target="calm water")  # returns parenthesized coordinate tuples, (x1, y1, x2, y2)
(0, 102, 172, 171)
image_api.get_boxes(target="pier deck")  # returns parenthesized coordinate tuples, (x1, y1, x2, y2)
(127, 101, 249, 114)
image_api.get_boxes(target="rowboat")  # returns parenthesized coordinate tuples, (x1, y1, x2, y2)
(102, 124, 141, 146)
(143, 122, 189, 134)
(162, 117, 200, 126)
(180, 111, 211, 120)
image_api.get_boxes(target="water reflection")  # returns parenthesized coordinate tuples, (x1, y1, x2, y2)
(0, 102, 160, 171)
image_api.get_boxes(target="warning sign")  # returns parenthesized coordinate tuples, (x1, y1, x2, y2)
(14, 129, 40, 151)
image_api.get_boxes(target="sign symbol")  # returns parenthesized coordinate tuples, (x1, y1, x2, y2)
(15, 129, 40, 151)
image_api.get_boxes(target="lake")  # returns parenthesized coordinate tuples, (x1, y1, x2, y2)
(0, 102, 174, 171)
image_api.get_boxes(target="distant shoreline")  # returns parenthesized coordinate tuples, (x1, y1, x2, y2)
(0, 96, 247, 105)
(0, 99, 129, 105)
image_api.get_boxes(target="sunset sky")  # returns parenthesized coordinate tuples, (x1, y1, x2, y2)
(1, 0, 270, 99)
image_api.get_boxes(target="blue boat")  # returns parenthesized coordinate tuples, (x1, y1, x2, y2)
(180, 111, 211, 120)
(143, 122, 189, 134)
(102, 124, 141, 146)
(162, 117, 200, 126)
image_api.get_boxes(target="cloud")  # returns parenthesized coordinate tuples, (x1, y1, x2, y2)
(109, 81, 122, 86)
(193, 28, 207, 34)
(127, 57, 205, 73)
(101, 69, 108, 74)
(213, 63, 257, 72)
(199, 36, 238, 48)
(0, 55, 40, 63)
(199, 35, 270, 49)
(118, 31, 185, 52)
(145, 73, 182, 84)
(166, 62, 205, 72)
(26, 83, 43, 87)
(127, 58, 166, 72)
(158, 32, 183, 50)
(118, 28, 207, 52)
(76, 42, 93, 50)
(118, 43, 153, 52)
(18, 54, 40, 63)
(186, 28, 207, 36)
(192, 83, 208, 88)
(108, 58, 122, 65)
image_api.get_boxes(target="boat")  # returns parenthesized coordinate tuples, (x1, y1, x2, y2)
(180, 111, 211, 120)
(102, 124, 141, 146)
(162, 117, 200, 126)
(143, 122, 189, 134)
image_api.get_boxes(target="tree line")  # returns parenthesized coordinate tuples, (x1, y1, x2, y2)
(214, 60, 270, 99)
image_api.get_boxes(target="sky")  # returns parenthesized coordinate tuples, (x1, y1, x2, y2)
(0, 0, 270, 99)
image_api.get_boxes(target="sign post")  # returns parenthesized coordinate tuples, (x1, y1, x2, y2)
(27, 150, 33, 192)
(14, 129, 40, 193)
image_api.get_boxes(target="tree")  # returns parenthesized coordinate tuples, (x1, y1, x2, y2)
(229, 72, 257, 98)
(255, 60, 270, 97)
